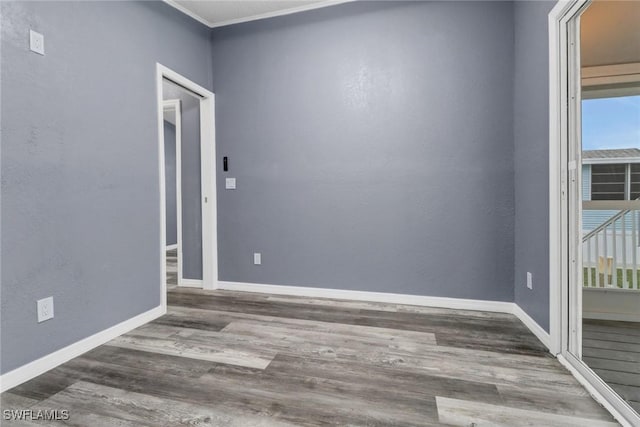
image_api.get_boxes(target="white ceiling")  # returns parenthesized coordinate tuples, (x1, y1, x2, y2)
(581, 0, 640, 67)
(165, 0, 350, 28)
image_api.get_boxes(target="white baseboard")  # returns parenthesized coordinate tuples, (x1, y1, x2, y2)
(217, 281, 552, 352)
(217, 281, 515, 313)
(166, 244, 178, 251)
(0, 305, 164, 393)
(511, 304, 552, 351)
(180, 279, 203, 288)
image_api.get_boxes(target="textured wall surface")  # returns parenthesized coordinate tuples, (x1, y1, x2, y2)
(164, 121, 177, 246)
(0, 0, 212, 374)
(211, 0, 516, 301)
(513, 0, 557, 332)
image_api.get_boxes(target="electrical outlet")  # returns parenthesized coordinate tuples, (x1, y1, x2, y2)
(37, 296, 54, 323)
(254, 252, 261, 265)
(526, 272, 533, 290)
(29, 30, 45, 55)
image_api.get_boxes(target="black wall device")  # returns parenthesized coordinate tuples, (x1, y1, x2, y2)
(223, 156, 228, 172)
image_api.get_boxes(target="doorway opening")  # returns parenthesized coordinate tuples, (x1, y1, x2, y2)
(156, 64, 217, 312)
(550, 1, 640, 425)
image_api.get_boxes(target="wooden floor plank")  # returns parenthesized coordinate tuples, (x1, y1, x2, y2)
(582, 346, 640, 363)
(590, 368, 640, 388)
(166, 249, 177, 289)
(221, 319, 438, 352)
(81, 345, 222, 378)
(198, 367, 441, 426)
(0, 392, 38, 410)
(496, 383, 615, 420)
(218, 323, 583, 395)
(51, 357, 439, 426)
(260, 352, 503, 405)
(584, 319, 640, 336)
(6, 370, 77, 402)
(168, 291, 544, 349)
(108, 328, 276, 370)
(435, 396, 620, 427)
(0, 287, 619, 426)
(263, 294, 517, 320)
(169, 305, 561, 370)
(151, 312, 229, 332)
(584, 338, 640, 354)
(584, 356, 640, 375)
(583, 319, 640, 414)
(141, 317, 581, 396)
(593, 383, 640, 407)
(584, 330, 640, 345)
(29, 381, 298, 427)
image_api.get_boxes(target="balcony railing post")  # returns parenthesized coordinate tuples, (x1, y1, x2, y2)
(596, 231, 601, 288)
(583, 201, 640, 291)
(613, 220, 618, 287)
(622, 214, 628, 288)
(633, 210, 637, 290)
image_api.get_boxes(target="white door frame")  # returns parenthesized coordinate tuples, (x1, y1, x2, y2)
(549, 2, 639, 425)
(156, 63, 218, 311)
(162, 99, 184, 285)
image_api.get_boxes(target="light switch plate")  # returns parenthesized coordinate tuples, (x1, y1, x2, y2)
(30, 30, 45, 55)
(254, 253, 261, 265)
(225, 178, 236, 190)
(37, 296, 54, 322)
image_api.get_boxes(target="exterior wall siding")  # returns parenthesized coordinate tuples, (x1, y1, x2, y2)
(582, 164, 591, 201)
(582, 163, 635, 231)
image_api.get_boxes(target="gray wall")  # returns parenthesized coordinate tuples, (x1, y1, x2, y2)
(0, 1, 212, 374)
(162, 82, 203, 280)
(211, 1, 516, 301)
(0, 0, 560, 377)
(513, 0, 557, 332)
(164, 121, 177, 246)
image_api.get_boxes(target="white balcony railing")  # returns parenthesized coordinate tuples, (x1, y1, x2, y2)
(583, 201, 640, 290)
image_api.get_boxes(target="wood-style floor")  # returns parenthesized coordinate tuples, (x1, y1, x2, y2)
(167, 248, 177, 289)
(583, 318, 640, 413)
(1, 268, 619, 426)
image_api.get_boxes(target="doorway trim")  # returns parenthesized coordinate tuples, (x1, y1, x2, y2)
(549, 1, 639, 425)
(156, 64, 218, 309)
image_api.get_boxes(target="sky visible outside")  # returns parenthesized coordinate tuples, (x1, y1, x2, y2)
(582, 95, 640, 151)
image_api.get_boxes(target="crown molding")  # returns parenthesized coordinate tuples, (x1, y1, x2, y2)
(163, 0, 354, 29)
